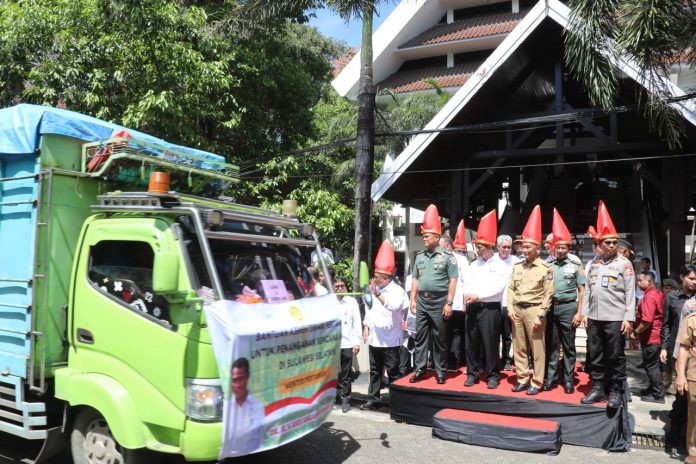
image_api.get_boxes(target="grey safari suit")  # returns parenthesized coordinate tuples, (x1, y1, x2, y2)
(583, 254, 636, 391)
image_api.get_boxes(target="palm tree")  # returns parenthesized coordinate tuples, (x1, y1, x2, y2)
(564, 0, 696, 149)
(244, 0, 390, 292)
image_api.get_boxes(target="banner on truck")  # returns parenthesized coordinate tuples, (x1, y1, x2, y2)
(204, 293, 341, 458)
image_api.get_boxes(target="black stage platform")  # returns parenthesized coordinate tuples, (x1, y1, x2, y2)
(390, 368, 633, 451)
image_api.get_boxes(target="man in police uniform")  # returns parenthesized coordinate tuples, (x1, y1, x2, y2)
(544, 209, 585, 394)
(409, 204, 458, 384)
(507, 205, 554, 395)
(581, 201, 635, 409)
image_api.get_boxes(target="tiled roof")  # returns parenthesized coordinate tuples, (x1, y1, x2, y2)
(399, 9, 530, 49)
(377, 60, 484, 94)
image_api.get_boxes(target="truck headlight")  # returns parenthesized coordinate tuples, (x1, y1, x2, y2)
(186, 379, 223, 422)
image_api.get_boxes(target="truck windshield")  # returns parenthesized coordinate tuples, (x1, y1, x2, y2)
(178, 218, 320, 302)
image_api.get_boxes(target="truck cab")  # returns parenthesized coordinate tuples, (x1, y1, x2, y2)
(0, 104, 334, 463)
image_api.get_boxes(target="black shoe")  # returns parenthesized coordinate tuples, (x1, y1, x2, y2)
(640, 393, 665, 404)
(436, 374, 446, 385)
(581, 387, 607, 404)
(360, 400, 378, 411)
(341, 401, 351, 413)
(487, 379, 499, 389)
(409, 369, 425, 383)
(607, 390, 622, 409)
(526, 386, 540, 396)
(463, 376, 479, 387)
(564, 382, 574, 394)
(511, 383, 529, 392)
(543, 381, 558, 391)
(503, 361, 513, 371)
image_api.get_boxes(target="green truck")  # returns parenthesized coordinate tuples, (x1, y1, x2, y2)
(0, 104, 333, 463)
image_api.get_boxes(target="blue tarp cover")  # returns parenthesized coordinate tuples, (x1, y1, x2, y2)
(0, 103, 224, 162)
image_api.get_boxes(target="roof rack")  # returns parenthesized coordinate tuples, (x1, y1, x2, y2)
(81, 137, 239, 188)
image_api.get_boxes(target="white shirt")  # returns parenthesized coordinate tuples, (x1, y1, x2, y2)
(452, 253, 470, 311)
(498, 254, 521, 308)
(363, 280, 407, 347)
(315, 283, 328, 296)
(311, 248, 334, 267)
(339, 296, 362, 349)
(221, 393, 265, 457)
(463, 255, 508, 303)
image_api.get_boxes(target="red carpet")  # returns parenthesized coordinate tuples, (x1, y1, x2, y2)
(435, 408, 560, 431)
(391, 364, 604, 406)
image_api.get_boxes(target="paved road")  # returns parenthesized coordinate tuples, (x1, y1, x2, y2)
(0, 405, 683, 464)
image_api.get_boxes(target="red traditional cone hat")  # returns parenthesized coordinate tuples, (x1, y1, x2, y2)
(521, 205, 542, 245)
(473, 210, 497, 247)
(551, 208, 572, 246)
(420, 204, 442, 235)
(374, 240, 395, 275)
(453, 220, 467, 250)
(596, 200, 619, 240)
(587, 225, 599, 242)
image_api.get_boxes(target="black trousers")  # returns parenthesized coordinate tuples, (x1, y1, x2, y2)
(448, 310, 466, 369)
(338, 348, 353, 402)
(414, 294, 448, 376)
(501, 307, 512, 365)
(545, 301, 577, 384)
(368, 345, 400, 401)
(587, 319, 626, 390)
(641, 343, 665, 397)
(465, 302, 502, 381)
(399, 335, 415, 376)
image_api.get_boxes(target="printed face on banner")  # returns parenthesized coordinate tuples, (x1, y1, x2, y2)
(204, 294, 342, 459)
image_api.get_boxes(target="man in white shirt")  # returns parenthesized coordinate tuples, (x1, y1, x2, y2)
(463, 211, 508, 389)
(361, 241, 407, 410)
(445, 222, 469, 371)
(310, 240, 335, 267)
(335, 277, 361, 413)
(308, 267, 328, 296)
(221, 357, 265, 457)
(497, 234, 522, 371)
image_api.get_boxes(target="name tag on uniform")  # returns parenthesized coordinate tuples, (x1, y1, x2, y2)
(601, 275, 609, 288)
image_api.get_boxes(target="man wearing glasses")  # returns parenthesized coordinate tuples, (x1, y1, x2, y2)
(462, 210, 508, 389)
(409, 205, 458, 385)
(581, 201, 636, 409)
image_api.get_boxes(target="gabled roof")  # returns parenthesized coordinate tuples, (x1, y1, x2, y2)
(370, 0, 696, 201)
(377, 60, 483, 94)
(398, 9, 529, 50)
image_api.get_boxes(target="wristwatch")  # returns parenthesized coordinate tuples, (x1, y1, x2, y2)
(446, 300, 454, 306)
(537, 314, 545, 321)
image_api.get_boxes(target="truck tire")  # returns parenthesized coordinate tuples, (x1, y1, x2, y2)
(70, 408, 159, 464)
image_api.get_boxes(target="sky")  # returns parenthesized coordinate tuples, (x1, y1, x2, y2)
(307, 4, 398, 48)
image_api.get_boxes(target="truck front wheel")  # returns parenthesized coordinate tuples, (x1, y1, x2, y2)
(70, 408, 156, 464)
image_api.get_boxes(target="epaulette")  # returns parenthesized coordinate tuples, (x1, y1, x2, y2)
(686, 311, 696, 320)
(540, 260, 552, 268)
(568, 256, 582, 265)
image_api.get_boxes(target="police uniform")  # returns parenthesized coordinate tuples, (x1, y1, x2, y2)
(412, 247, 458, 377)
(676, 311, 696, 460)
(583, 254, 636, 392)
(545, 256, 586, 387)
(507, 258, 554, 388)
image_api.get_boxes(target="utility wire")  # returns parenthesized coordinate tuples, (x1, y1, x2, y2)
(240, 152, 696, 180)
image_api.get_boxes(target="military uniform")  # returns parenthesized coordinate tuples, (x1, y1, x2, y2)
(583, 254, 636, 392)
(412, 247, 458, 377)
(507, 258, 554, 388)
(676, 311, 696, 459)
(545, 256, 586, 386)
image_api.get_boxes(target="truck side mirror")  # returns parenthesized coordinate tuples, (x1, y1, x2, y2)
(153, 251, 179, 293)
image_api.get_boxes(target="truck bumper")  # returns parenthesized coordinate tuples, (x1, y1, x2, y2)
(178, 419, 222, 461)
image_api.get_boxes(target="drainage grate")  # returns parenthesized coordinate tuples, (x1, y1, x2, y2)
(632, 432, 665, 449)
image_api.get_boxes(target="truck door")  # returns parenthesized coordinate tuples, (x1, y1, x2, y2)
(70, 217, 187, 429)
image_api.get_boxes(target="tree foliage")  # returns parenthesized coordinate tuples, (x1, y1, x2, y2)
(564, 0, 696, 148)
(0, 0, 342, 161)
